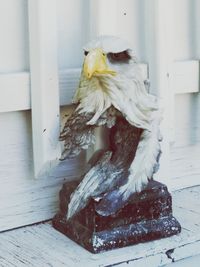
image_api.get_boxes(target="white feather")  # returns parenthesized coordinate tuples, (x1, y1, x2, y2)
(119, 111, 162, 200)
(67, 152, 123, 219)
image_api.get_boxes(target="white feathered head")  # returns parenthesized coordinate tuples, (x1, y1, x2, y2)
(74, 35, 158, 130)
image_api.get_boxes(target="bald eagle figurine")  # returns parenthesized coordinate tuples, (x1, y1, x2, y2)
(60, 36, 162, 220)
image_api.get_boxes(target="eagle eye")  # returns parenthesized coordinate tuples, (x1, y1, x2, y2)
(108, 51, 131, 62)
(84, 50, 89, 56)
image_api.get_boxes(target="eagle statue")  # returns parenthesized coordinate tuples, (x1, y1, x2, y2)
(60, 35, 162, 220)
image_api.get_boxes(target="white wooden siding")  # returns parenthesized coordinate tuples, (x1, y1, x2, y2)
(0, 62, 198, 113)
(171, 0, 200, 148)
(0, 0, 29, 72)
(0, 69, 81, 113)
(172, 61, 199, 94)
(28, 0, 61, 178)
(57, 0, 89, 69)
(0, 0, 199, 231)
(0, 109, 85, 232)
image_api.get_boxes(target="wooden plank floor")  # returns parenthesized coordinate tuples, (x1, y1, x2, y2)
(170, 144, 200, 190)
(0, 186, 199, 267)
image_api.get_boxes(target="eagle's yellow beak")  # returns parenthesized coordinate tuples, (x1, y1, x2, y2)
(83, 48, 116, 79)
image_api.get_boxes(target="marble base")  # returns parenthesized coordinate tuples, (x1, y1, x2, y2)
(52, 180, 181, 253)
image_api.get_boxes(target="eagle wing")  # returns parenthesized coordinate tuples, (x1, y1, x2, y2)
(66, 151, 124, 219)
(60, 105, 117, 160)
(95, 112, 162, 216)
(59, 108, 96, 160)
(60, 106, 120, 219)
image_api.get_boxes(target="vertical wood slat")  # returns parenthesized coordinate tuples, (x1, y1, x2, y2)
(145, 0, 174, 185)
(89, 0, 117, 38)
(28, 0, 60, 178)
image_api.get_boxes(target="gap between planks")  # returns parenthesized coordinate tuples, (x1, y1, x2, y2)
(0, 186, 200, 267)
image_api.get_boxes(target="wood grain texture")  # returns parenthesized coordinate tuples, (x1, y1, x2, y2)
(0, 111, 85, 232)
(170, 143, 200, 190)
(0, 186, 199, 267)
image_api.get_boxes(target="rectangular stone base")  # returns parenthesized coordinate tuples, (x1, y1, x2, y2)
(52, 180, 181, 253)
(53, 213, 181, 253)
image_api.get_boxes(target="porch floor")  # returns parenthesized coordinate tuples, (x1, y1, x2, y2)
(0, 186, 200, 267)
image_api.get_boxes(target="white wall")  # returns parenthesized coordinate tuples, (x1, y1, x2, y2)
(172, 0, 200, 147)
(57, 0, 90, 69)
(115, 0, 147, 61)
(56, 0, 147, 68)
(0, 0, 29, 72)
(173, 0, 200, 60)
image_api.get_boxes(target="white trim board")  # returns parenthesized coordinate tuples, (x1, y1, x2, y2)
(0, 72, 31, 113)
(0, 70, 80, 113)
(0, 69, 81, 113)
(0, 61, 198, 114)
(28, 0, 61, 178)
(173, 61, 200, 94)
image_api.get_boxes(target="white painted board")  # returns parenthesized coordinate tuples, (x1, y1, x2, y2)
(173, 61, 199, 94)
(0, 64, 148, 113)
(28, 0, 61, 178)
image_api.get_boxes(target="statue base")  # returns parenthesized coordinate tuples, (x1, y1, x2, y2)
(52, 180, 181, 253)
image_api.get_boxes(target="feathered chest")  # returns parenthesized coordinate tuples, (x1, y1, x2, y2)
(74, 74, 157, 130)
(74, 76, 113, 125)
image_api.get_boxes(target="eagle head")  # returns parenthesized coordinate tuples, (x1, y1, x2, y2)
(83, 35, 134, 79)
(74, 35, 158, 129)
